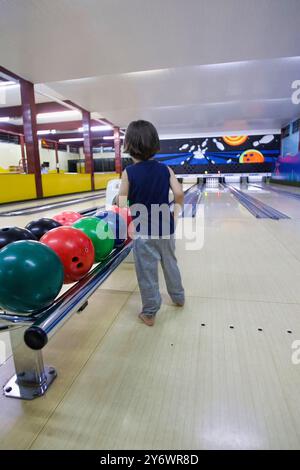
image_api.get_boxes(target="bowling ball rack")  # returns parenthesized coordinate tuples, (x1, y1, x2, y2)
(0, 183, 197, 400)
(0, 241, 132, 400)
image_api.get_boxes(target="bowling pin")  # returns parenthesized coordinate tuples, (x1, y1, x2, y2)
(253, 135, 274, 147)
(260, 135, 274, 144)
(190, 145, 196, 152)
(179, 143, 189, 151)
(202, 139, 208, 148)
(213, 138, 225, 151)
(193, 146, 205, 160)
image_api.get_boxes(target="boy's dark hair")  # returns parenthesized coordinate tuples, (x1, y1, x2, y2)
(123, 120, 160, 161)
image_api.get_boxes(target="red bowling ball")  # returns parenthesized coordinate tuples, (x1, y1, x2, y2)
(40, 226, 95, 284)
(127, 221, 135, 242)
(52, 211, 82, 226)
(111, 205, 132, 227)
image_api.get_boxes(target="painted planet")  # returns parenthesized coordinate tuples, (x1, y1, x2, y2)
(223, 135, 248, 146)
(239, 149, 264, 163)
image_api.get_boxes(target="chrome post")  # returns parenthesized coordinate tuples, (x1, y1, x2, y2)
(3, 326, 56, 400)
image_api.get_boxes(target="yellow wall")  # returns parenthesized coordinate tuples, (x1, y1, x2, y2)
(0, 172, 120, 204)
(94, 172, 120, 190)
(0, 174, 37, 203)
(42, 173, 92, 197)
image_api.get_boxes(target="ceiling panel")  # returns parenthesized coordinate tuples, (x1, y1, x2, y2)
(0, 0, 300, 83)
(43, 57, 300, 135)
(0, 0, 300, 136)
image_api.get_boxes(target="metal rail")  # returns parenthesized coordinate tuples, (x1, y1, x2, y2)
(24, 243, 132, 350)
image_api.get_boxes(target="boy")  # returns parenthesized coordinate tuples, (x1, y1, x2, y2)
(118, 120, 185, 326)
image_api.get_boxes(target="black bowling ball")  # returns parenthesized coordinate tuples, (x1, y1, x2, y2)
(0, 226, 37, 250)
(25, 218, 62, 240)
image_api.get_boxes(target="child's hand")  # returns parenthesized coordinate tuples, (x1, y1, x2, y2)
(173, 203, 182, 224)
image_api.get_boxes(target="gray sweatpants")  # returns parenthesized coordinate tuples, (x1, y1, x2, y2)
(133, 236, 185, 316)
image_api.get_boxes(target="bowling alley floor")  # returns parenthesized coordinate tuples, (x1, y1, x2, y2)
(1, 184, 300, 450)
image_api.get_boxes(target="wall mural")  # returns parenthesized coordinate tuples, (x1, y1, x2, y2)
(273, 119, 300, 183)
(155, 134, 280, 174)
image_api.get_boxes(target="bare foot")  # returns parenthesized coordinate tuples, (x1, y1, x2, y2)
(139, 313, 155, 326)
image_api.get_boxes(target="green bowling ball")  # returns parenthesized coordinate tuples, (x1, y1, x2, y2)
(73, 217, 114, 262)
(0, 240, 64, 314)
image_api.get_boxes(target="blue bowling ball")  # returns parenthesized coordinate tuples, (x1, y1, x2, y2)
(95, 210, 127, 247)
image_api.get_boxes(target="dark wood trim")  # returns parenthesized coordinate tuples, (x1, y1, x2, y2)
(19, 134, 27, 173)
(0, 123, 23, 133)
(82, 110, 95, 190)
(20, 79, 43, 198)
(0, 65, 23, 82)
(114, 127, 122, 176)
(0, 102, 84, 119)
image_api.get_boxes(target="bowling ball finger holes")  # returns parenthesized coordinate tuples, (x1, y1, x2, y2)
(71, 256, 84, 269)
(1, 228, 9, 232)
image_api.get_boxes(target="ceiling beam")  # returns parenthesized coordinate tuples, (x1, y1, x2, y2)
(0, 65, 22, 82)
(0, 121, 114, 135)
(0, 101, 77, 118)
(0, 122, 23, 134)
(36, 119, 105, 132)
(93, 117, 115, 128)
(42, 130, 113, 141)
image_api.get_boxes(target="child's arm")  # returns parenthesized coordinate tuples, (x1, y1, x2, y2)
(116, 170, 129, 208)
(168, 167, 184, 221)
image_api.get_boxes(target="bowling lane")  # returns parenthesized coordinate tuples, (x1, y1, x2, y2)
(267, 182, 300, 196)
(202, 186, 253, 221)
(157, 187, 300, 304)
(244, 184, 300, 219)
(0, 190, 104, 213)
(0, 193, 105, 228)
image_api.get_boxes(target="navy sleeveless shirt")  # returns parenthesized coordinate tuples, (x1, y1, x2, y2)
(126, 159, 174, 237)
